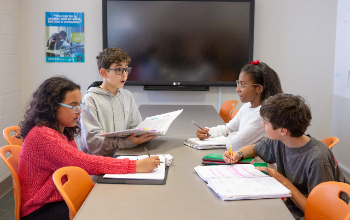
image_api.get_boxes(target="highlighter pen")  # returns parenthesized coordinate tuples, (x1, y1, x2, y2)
(191, 120, 211, 137)
(230, 145, 233, 164)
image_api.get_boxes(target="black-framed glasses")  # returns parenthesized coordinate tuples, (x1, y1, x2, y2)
(236, 80, 260, 89)
(59, 103, 84, 113)
(105, 67, 132, 75)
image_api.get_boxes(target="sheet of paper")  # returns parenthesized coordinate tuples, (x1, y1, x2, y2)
(187, 136, 227, 146)
(137, 109, 183, 133)
(103, 155, 166, 180)
(207, 177, 291, 200)
(194, 164, 268, 182)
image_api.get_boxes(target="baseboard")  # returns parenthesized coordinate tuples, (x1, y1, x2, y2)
(0, 175, 13, 199)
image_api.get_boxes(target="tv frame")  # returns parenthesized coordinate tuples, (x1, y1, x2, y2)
(102, 0, 255, 91)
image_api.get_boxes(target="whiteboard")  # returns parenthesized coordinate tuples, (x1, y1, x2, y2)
(334, 0, 350, 99)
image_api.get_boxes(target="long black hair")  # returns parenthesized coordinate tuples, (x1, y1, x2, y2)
(19, 76, 81, 140)
(241, 61, 283, 101)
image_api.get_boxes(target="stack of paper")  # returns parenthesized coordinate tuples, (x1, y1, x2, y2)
(184, 136, 227, 150)
(99, 109, 183, 138)
(194, 164, 291, 200)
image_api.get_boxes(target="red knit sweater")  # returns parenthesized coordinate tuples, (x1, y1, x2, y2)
(18, 126, 136, 217)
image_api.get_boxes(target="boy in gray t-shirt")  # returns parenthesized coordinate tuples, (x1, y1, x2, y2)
(223, 94, 346, 219)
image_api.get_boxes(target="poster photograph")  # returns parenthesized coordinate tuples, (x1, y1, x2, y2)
(45, 12, 85, 62)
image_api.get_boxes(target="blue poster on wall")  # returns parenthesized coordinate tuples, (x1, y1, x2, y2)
(45, 12, 84, 63)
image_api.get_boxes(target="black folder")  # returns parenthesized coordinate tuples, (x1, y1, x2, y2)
(96, 155, 169, 185)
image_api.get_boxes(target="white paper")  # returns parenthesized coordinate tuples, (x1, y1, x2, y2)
(103, 155, 167, 180)
(207, 177, 291, 200)
(99, 109, 183, 138)
(195, 164, 291, 200)
(184, 136, 227, 150)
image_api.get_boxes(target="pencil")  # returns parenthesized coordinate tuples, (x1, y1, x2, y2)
(230, 145, 233, 164)
(144, 146, 151, 157)
(191, 120, 211, 136)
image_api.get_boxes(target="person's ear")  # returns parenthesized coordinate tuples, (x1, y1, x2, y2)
(280, 127, 288, 136)
(100, 68, 108, 79)
(256, 85, 263, 94)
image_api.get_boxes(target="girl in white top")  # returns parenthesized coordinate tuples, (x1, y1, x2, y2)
(196, 60, 283, 150)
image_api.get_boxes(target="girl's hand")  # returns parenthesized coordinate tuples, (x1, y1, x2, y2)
(136, 156, 160, 173)
(196, 128, 210, 140)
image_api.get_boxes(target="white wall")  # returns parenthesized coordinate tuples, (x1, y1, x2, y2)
(0, 0, 21, 183)
(0, 0, 340, 183)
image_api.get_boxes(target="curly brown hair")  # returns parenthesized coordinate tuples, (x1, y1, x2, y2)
(96, 47, 131, 72)
(260, 93, 312, 137)
(241, 61, 283, 101)
(18, 76, 81, 140)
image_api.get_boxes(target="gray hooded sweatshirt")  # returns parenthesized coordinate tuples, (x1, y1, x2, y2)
(77, 87, 142, 156)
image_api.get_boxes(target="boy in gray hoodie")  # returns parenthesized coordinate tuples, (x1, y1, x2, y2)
(78, 48, 156, 156)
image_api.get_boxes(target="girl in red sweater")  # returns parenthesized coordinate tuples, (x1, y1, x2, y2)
(18, 76, 160, 220)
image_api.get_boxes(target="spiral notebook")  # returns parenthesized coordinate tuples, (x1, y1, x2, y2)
(184, 136, 227, 150)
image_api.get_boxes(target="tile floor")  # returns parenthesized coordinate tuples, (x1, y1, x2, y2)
(0, 189, 14, 220)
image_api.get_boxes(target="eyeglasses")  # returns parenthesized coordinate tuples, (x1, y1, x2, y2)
(105, 67, 132, 75)
(59, 103, 84, 113)
(236, 80, 260, 89)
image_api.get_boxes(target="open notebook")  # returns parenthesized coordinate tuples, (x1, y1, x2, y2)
(99, 109, 183, 138)
(194, 164, 291, 200)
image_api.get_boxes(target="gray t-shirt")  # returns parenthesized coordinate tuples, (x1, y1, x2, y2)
(254, 136, 345, 219)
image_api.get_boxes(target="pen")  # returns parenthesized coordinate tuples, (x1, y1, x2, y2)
(191, 120, 211, 136)
(144, 146, 150, 157)
(144, 147, 163, 163)
(230, 145, 233, 164)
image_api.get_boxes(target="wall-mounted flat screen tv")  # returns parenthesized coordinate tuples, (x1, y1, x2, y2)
(103, 0, 255, 91)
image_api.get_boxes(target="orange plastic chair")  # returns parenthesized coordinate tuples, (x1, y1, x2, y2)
(52, 166, 94, 220)
(220, 100, 238, 123)
(322, 137, 339, 150)
(3, 126, 23, 146)
(305, 181, 350, 220)
(0, 145, 22, 220)
(231, 108, 240, 119)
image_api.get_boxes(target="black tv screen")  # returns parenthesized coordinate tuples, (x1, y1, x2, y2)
(103, 0, 255, 90)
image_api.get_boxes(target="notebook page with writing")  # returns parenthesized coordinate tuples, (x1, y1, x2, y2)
(194, 164, 267, 182)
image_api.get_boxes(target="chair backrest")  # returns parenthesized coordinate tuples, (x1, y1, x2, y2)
(0, 145, 22, 220)
(3, 126, 23, 146)
(305, 181, 350, 220)
(322, 137, 339, 150)
(52, 166, 94, 220)
(220, 100, 238, 123)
